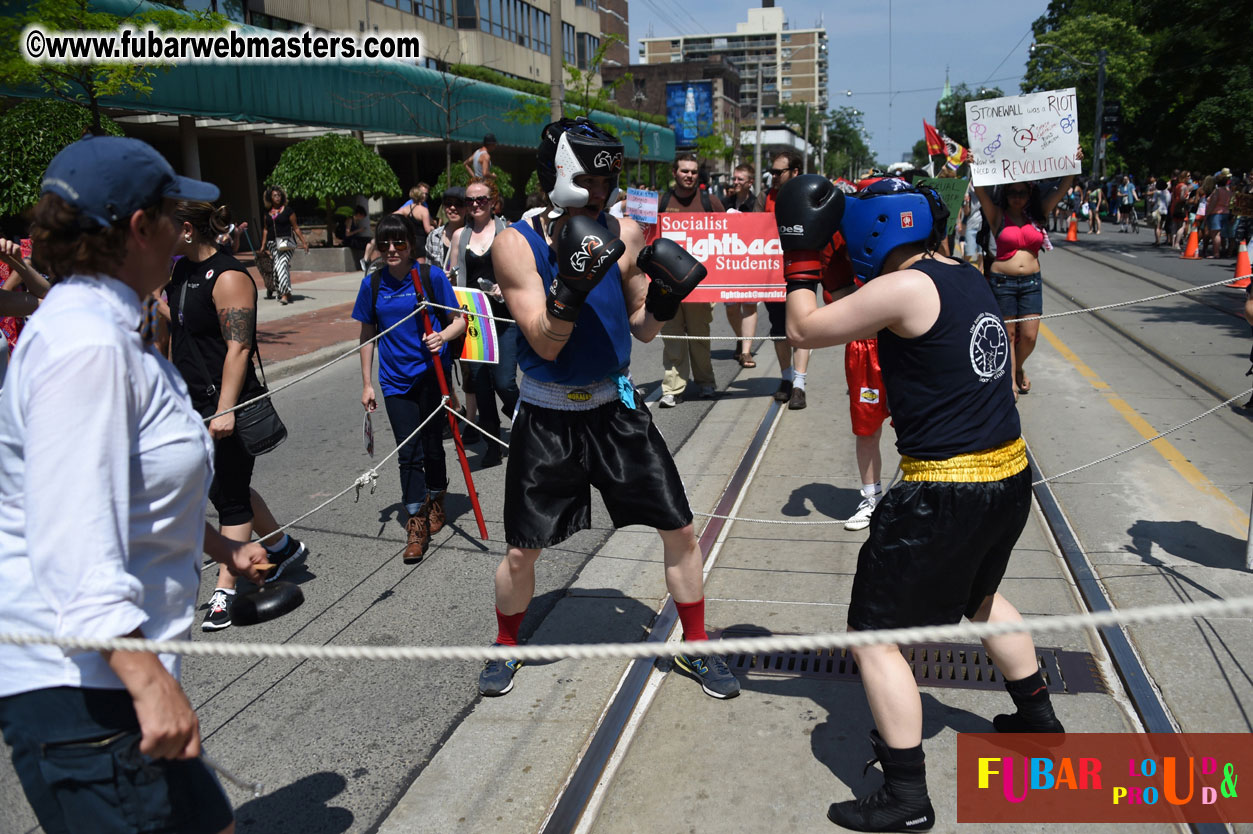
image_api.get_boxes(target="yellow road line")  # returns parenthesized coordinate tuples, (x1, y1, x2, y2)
(1038, 323, 1249, 535)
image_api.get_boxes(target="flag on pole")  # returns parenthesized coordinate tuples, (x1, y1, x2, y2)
(923, 120, 946, 156)
(944, 135, 970, 171)
(453, 286, 499, 363)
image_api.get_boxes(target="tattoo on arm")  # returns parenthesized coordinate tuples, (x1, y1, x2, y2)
(218, 307, 255, 348)
(541, 320, 570, 342)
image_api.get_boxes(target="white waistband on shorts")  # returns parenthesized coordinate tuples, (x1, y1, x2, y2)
(519, 374, 622, 411)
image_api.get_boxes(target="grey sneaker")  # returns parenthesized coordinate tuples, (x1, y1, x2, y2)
(478, 647, 524, 696)
(673, 653, 741, 699)
(845, 494, 878, 531)
(659, 393, 679, 408)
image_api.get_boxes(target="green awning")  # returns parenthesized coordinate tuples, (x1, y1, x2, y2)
(5, 0, 674, 160)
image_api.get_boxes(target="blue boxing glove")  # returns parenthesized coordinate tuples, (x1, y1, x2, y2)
(638, 238, 707, 321)
(775, 175, 845, 294)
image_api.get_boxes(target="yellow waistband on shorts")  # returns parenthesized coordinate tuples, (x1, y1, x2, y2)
(900, 437, 1028, 483)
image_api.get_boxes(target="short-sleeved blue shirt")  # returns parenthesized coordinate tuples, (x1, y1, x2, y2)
(351, 264, 459, 397)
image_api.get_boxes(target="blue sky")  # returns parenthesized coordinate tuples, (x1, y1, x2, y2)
(629, 0, 1048, 163)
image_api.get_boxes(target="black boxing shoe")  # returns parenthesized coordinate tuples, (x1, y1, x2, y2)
(827, 731, 934, 832)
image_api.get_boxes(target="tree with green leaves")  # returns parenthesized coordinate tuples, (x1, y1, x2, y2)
(0, 0, 228, 135)
(0, 98, 123, 217)
(505, 34, 631, 127)
(1023, 10, 1150, 177)
(432, 163, 516, 203)
(266, 134, 401, 244)
(825, 107, 876, 179)
(1021, 0, 1246, 176)
(694, 132, 734, 172)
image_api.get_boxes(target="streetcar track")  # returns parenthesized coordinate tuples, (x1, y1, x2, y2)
(1044, 260, 1249, 418)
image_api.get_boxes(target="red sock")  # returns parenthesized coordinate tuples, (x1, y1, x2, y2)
(495, 607, 526, 646)
(675, 598, 708, 642)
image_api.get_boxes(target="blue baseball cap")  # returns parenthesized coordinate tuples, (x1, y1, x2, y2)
(40, 135, 219, 228)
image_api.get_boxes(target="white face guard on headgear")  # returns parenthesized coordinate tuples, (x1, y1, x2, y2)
(538, 118, 624, 218)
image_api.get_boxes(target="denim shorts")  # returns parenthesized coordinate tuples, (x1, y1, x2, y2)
(988, 271, 1043, 320)
(0, 687, 233, 834)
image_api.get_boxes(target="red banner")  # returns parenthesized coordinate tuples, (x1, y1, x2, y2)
(654, 212, 784, 303)
(957, 733, 1253, 824)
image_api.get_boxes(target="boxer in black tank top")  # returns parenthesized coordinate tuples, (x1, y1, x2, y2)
(776, 176, 1063, 833)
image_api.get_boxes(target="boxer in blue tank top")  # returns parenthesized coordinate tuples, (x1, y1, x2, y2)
(777, 177, 1064, 833)
(475, 118, 741, 701)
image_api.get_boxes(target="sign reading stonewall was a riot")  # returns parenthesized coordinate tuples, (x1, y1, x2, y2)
(965, 88, 1082, 186)
(654, 213, 784, 303)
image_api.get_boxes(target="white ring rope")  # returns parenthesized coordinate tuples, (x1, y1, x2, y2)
(205, 304, 426, 423)
(693, 386, 1253, 525)
(3, 594, 1251, 662)
(250, 395, 448, 546)
(1022, 276, 1241, 322)
(422, 274, 1240, 338)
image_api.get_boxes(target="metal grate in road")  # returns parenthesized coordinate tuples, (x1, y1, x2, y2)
(718, 632, 1107, 695)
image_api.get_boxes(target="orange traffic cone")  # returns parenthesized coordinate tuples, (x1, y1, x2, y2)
(1066, 213, 1078, 242)
(1180, 227, 1200, 259)
(1228, 240, 1251, 289)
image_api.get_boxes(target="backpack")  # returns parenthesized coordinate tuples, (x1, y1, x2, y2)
(659, 188, 712, 213)
(370, 262, 465, 363)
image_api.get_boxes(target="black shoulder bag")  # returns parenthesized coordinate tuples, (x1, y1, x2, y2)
(178, 277, 287, 456)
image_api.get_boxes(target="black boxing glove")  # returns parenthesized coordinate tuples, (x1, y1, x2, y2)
(638, 238, 708, 321)
(548, 214, 626, 322)
(775, 174, 845, 294)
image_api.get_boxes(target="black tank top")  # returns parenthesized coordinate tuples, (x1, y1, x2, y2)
(168, 250, 264, 415)
(268, 205, 294, 238)
(465, 245, 510, 331)
(876, 257, 1020, 460)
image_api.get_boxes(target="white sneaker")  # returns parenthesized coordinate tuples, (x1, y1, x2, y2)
(659, 394, 679, 408)
(844, 494, 878, 531)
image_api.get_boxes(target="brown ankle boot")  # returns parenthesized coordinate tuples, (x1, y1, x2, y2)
(403, 512, 429, 564)
(423, 491, 446, 535)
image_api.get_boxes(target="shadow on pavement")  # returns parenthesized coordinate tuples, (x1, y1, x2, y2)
(721, 623, 990, 796)
(1125, 518, 1249, 572)
(234, 771, 352, 834)
(782, 481, 863, 520)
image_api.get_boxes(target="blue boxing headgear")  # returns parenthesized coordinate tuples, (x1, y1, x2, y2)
(840, 179, 949, 282)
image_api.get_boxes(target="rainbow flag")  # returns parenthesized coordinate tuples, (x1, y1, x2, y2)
(453, 287, 499, 363)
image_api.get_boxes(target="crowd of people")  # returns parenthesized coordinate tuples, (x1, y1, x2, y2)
(0, 119, 1245, 834)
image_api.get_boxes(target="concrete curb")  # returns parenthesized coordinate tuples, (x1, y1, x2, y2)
(266, 339, 359, 383)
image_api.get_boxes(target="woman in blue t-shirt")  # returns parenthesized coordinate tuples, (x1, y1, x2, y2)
(353, 215, 466, 563)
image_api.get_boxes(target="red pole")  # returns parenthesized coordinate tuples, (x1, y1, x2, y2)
(413, 269, 489, 540)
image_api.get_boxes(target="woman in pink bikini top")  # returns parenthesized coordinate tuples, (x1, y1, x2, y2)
(974, 152, 1082, 397)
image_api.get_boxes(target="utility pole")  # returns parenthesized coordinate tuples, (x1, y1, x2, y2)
(1094, 48, 1107, 181)
(550, 0, 563, 122)
(753, 64, 764, 197)
(802, 103, 810, 174)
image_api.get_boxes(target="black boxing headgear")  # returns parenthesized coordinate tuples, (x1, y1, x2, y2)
(537, 117, 624, 214)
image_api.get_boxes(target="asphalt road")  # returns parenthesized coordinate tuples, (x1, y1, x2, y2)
(0, 309, 770, 834)
(5, 228, 1249, 833)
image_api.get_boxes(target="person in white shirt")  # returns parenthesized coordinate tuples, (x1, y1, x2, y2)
(0, 136, 267, 834)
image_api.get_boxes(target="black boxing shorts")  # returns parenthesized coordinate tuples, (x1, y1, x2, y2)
(847, 438, 1031, 631)
(503, 399, 693, 549)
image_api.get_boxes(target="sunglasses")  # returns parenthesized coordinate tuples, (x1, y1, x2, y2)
(467, 195, 492, 207)
(770, 168, 791, 178)
(444, 200, 464, 209)
(379, 239, 409, 251)
(1006, 189, 1029, 198)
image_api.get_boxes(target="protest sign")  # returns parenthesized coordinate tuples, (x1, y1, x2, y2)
(917, 177, 968, 235)
(965, 88, 1082, 186)
(453, 286, 499, 363)
(626, 188, 659, 225)
(657, 212, 784, 303)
